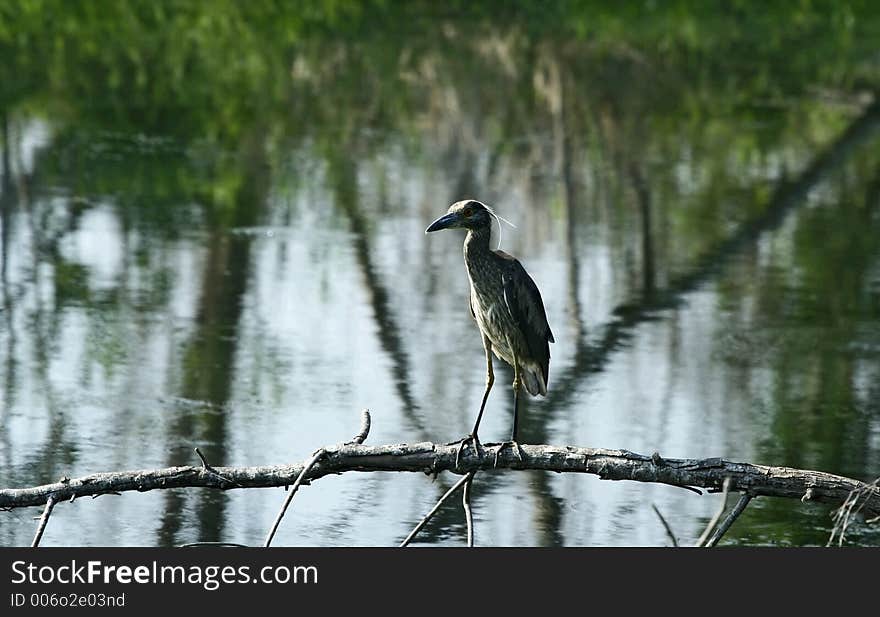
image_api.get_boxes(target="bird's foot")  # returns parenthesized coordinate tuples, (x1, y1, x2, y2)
(493, 440, 525, 467)
(454, 434, 483, 470)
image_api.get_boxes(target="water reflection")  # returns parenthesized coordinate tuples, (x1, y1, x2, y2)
(2, 5, 880, 546)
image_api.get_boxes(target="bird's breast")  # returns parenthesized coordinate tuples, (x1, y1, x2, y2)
(469, 284, 517, 362)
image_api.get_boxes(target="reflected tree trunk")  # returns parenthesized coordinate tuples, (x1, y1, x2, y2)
(1, 108, 13, 327)
(629, 162, 655, 299)
(326, 142, 422, 430)
(157, 131, 270, 546)
(0, 108, 14, 475)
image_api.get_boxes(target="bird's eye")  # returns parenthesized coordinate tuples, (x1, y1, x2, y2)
(463, 207, 473, 217)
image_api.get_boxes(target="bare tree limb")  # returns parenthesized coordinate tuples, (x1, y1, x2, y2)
(3, 443, 879, 521)
(345, 409, 371, 446)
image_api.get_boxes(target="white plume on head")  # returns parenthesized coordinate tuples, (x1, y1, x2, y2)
(481, 201, 517, 250)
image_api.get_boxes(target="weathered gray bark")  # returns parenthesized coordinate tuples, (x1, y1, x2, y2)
(2, 442, 878, 517)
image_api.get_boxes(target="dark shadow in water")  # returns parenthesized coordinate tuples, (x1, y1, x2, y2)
(630, 162, 656, 299)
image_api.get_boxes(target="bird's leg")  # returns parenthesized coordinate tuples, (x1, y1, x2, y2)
(456, 338, 494, 470)
(472, 338, 495, 440)
(494, 359, 525, 467)
(511, 369, 520, 442)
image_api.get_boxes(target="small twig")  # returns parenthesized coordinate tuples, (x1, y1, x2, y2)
(827, 479, 871, 546)
(828, 482, 867, 547)
(651, 503, 679, 547)
(31, 495, 56, 547)
(463, 472, 475, 547)
(706, 493, 752, 547)
(263, 448, 325, 548)
(194, 447, 211, 468)
(837, 494, 859, 547)
(194, 447, 241, 488)
(345, 409, 371, 445)
(840, 478, 880, 542)
(828, 496, 849, 546)
(696, 477, 731, 547)
(400, 473, 472, 547)
(678, 485, 704, 496)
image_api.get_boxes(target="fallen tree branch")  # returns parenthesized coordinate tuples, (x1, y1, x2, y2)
(3, 443, 879, 520)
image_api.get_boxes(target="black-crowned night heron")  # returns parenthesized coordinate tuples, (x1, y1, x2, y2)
(426, 199, 554, 453)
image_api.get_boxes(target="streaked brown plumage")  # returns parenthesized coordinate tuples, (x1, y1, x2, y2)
(426, 199, 554, 444)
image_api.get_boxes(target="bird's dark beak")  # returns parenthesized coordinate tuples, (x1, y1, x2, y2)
(425, 213, 459, 233)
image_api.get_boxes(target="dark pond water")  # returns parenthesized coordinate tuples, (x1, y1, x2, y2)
(1, 3, 880, 546)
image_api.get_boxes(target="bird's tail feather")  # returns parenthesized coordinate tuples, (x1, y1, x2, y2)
(521, 365, 547, 396)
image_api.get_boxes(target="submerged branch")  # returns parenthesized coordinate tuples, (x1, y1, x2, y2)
(2, 442, 878, 519)
(651, 504, 679, 547)
(706, 494, 753, 548)
(31, 495, 56, 548)
(696, 477, 732, 547)
(400, 472, 474, 547)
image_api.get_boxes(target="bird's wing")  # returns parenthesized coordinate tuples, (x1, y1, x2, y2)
(496, 251, 555, 351)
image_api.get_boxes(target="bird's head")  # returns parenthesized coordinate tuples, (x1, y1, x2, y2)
(425, 199, 493, 233)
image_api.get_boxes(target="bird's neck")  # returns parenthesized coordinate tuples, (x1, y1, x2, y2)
(464, 226, 492, 261)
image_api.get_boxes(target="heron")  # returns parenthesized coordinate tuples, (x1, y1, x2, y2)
(426, 199, 554, 456)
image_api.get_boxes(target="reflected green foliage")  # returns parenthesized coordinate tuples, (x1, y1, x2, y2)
(3, 1, 879, 138)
